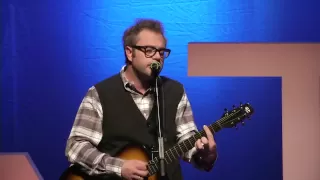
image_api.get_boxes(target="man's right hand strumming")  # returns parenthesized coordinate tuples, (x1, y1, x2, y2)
(121, 160, 148, 180)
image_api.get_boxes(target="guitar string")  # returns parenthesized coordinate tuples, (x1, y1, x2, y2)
(147, 109, 244, 175)
(147, 106, 251, 175)
(148, 110, 240, 161)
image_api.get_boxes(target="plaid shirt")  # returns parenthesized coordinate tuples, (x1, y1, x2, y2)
(65, 66, 199, 177)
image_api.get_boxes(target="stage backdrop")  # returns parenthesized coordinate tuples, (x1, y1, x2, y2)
(1, 0, 319, 180)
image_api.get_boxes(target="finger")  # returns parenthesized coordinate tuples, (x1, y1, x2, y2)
(135, 160, 147, 165)
(196, 139, 204, 150)
(203, 125, 215, 146)
(200, 137, 210, 151)
(204, 125, 217, 150)
(201, 137, 208, 144)
(135, 169, 148, 177)
(132, 174, 143, 180)
(135, 161, 147, 170)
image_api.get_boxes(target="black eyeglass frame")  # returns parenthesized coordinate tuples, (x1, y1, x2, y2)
(131, 45, 171, 58)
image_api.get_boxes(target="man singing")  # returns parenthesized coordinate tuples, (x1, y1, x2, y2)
(64, 19, 217, 180)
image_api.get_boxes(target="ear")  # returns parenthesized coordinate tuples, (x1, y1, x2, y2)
(125, 46, 134, 62)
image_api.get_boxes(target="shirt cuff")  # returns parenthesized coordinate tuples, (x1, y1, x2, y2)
(103, 156, 125, 177)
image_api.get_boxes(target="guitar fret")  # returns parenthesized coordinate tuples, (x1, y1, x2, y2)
(192, 136, 197, 145)
(173, 146, 179, 156)
(209, 125, 214, 133)
(169, 149, 176, 159)
(178, 144, 184, 154)
(195, 133, 201, 139)
(164, 156, 168, 164)
(165, 151, 172, 162)
(153, 160, 158, 169)
(184, 141, 189, 150)
(148, 161, 156, 175)
(187, 138, 193, 148)
(182, 141, 188, 151)
(148, 165, 155, 174)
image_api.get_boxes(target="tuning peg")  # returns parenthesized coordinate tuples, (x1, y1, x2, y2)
(232, 105, 236, 109)
(224, 108, 228, 112)
(240, 102, 243, 106)
(241, 121, 245, 125)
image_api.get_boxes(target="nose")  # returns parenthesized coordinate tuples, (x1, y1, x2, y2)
(153, 51, 162, 61)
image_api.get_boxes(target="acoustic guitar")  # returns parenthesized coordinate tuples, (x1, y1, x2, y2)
(61, 102, 254, 180)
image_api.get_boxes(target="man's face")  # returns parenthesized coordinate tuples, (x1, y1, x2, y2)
(126, 29, 169, 79)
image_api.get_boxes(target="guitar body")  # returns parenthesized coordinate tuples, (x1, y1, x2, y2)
(116, 146, 157, 180)
(61, 145, 157, 180)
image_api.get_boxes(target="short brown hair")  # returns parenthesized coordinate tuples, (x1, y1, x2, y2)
(122, 19, 167, 63)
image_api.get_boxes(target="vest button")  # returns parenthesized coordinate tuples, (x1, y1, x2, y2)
(146, 122, 151, 127)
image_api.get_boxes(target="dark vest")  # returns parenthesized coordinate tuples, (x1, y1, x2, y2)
(94, 73, 185, 180)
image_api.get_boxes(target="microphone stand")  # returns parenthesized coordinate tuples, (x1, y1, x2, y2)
(154, 74, 166, 177)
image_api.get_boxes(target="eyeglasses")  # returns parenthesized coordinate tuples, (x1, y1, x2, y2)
(131, 45, 171, 58)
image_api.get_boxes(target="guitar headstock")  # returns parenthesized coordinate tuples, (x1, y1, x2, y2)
(220, 102, 254, 129)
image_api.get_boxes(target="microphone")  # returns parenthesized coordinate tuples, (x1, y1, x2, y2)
(150, 61, 161, 76)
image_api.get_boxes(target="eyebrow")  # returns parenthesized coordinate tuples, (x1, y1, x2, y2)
(136, 44, 166, 49)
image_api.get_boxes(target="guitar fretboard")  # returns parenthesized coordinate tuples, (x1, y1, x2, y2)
(147, 120, 223, 176)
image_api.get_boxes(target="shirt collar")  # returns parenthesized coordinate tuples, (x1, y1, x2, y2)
(120, 65, 136, 92)
(120, 65, 153, 95)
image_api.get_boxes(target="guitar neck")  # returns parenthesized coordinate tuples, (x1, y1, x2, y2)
(147, 120, 223, 176)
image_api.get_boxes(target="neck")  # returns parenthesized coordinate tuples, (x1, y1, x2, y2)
(124, 65, 152, 93)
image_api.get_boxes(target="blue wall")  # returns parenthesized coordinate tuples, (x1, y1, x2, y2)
(1, 0, 319, 180)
